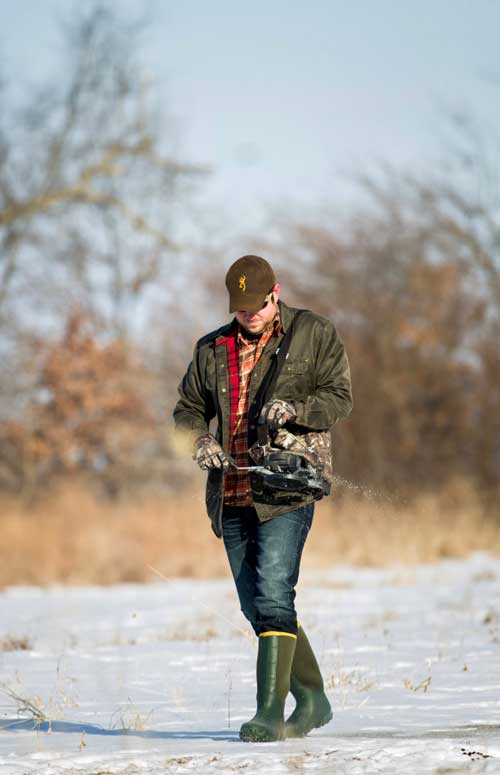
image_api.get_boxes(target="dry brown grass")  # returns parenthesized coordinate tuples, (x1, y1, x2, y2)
(1, 477, 498, 586)
(304, 477, 500, 569)
(1, 481, 227, 586)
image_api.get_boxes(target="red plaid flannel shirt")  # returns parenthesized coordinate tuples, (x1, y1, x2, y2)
(223, 309, 281, 506)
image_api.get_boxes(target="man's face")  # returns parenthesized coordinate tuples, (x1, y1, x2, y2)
(235, 283, 281, 335)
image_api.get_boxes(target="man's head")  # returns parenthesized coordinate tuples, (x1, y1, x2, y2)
(225, 255, 280, 335)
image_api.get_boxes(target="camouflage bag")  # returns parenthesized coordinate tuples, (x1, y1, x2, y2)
(248, 427, 332, 504)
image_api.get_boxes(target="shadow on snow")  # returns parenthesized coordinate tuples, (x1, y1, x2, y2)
(0, 717, 239, 742)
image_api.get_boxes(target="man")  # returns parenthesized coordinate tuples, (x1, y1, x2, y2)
(173, 255, 352, 742)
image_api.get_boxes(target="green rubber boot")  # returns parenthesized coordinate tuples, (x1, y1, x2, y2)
(239, 632, 297, 742)
(284, 624, 333, 738)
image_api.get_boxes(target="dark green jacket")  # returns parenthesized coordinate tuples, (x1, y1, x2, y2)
(173, 299, 352, 538)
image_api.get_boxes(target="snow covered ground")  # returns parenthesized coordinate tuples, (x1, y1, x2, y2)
(1, 552, 500, 774)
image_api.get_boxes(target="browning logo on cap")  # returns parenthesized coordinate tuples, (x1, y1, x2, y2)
(225, 255, 276, 313)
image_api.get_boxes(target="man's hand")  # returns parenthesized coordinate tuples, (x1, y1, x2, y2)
(259, 399, 297, 430)
(193, 433, 231, 472)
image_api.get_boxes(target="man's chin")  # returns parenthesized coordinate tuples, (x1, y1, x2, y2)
(242, 322, 264, 334)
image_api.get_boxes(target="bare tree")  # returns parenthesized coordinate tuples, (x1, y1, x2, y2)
(0, 4, 205, 330)
(0, 3, 206, 421)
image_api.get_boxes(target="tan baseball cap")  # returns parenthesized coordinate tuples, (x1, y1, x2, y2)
(225, 255, 276, 313)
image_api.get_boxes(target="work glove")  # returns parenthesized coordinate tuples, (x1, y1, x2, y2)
(259, 399, 297, 430)
(193, 433, 231, 472)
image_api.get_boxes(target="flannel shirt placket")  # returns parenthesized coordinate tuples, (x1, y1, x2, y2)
(223, 310, 281, 506)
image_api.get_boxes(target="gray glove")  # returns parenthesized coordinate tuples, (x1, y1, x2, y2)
(259, 399, 297, 430)
(193, 433, 231, 472)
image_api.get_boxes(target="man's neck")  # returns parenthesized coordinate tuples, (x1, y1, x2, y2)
(240, 328, 262, 341)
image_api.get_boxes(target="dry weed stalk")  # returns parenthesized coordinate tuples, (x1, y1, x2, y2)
(326, 669, 377, 694)
(109, 700, 155, 732)
(0, 684, 49, 726)
(404, 676, 432, 693)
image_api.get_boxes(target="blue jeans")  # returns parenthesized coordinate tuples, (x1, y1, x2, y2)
(222, 503, 314, 636)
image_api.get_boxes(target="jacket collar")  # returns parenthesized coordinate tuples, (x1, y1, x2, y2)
(215, 298, 295, 343)
(278, 299, 294, 333)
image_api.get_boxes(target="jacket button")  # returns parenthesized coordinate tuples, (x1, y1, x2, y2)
(222, 388, 226, 393)
(250, 424, 255, 429)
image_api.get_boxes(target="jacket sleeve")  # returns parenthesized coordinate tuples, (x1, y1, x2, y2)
(173, 341, 216, 449)
(292, 320, 353, 430)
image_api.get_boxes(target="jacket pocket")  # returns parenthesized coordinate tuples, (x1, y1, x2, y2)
(276, 358, 312, 395)
(281, 358, 310, 375)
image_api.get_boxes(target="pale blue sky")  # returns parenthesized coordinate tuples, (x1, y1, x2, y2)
(3, 1, 500, 230)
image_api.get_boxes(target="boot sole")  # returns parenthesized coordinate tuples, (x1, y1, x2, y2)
(240, 722, 285, 743)
(285, 708, 333, 738)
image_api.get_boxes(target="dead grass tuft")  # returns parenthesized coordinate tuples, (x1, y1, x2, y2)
(326, 668, 376, 693)
(0, 635, 33, 651)
(162, 613, 219, 641)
